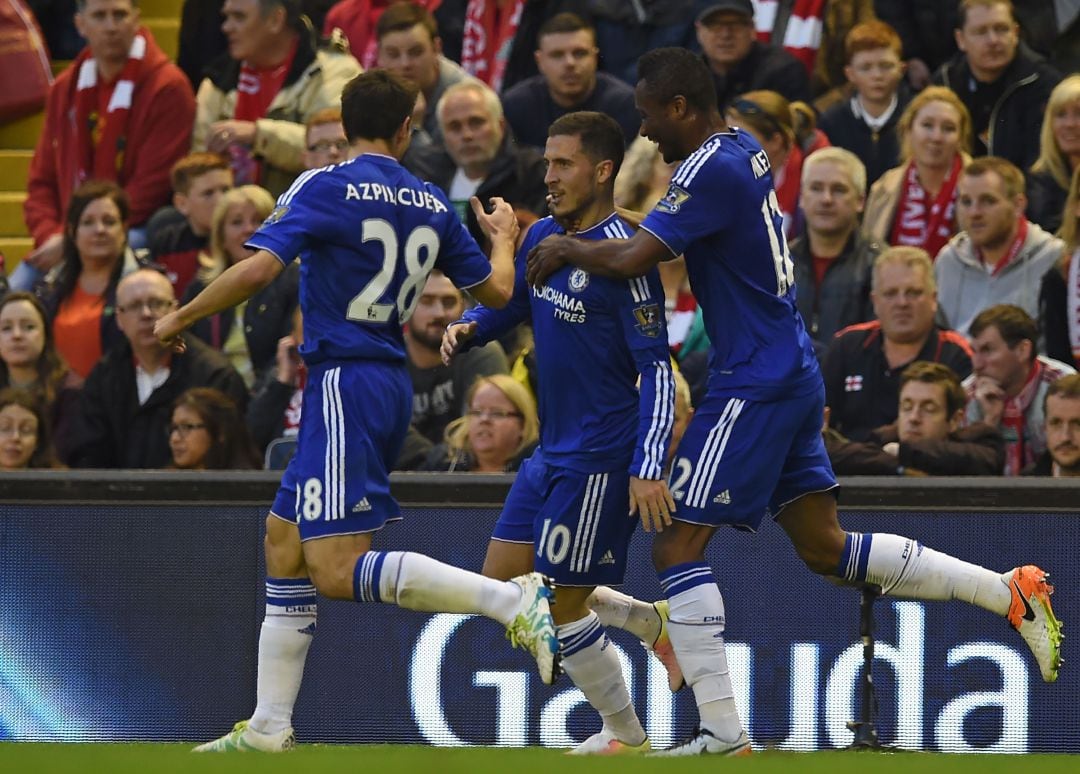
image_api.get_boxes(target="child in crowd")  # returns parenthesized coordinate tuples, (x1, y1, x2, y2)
(818, 20, 909, 186)
(148, 153, 233, 299)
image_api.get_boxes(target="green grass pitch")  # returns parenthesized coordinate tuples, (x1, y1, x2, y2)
(1, 744, 1077, 774)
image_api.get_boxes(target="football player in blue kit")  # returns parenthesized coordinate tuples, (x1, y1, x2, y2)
(443, 111, 677, 755)
(527, 47, 1062, 756)
(155, 70, 559, 752)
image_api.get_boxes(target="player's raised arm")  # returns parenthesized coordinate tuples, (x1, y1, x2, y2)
(467, 196, 518, 308)
(526, 227, 671, 287)
(155, 249, 284, 346)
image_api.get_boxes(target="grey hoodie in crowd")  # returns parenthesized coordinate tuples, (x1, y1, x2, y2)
(933, 221, 1063, 337)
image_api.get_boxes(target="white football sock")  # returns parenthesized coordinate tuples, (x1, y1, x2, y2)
(863, 534, 1011, 615)
(666, 582, 743, 743)
(588, 586, 662, 645)
(356, 550, 522, 626)
(248, 578, 317, 735)
(558, 612, 646, 746)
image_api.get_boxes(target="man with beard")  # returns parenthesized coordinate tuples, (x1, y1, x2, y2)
(404, 270, 508, 453)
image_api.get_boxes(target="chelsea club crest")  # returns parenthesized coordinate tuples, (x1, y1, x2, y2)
(568, 269, 590, 292)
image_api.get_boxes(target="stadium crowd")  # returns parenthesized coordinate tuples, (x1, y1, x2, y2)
(4, 0, 1080, 479)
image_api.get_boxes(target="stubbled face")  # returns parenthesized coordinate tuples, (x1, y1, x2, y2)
(871, 262, 937, 344)
(0, 403, 38, 470)
(695, 11, 755, 71)
(956, 171, 1021, 251)
(970, 324, 1030, 393)
(956, 2, 1018, 79)
(1045, 394, 1080, 472)
(535, 30, 598, 106)
(222, 200, 265, 265)
(73, 196, 126, 266)
(169, 404, 212, 469)
(898, 381, 956, 443)
(76, 0, 139, 67)
(845, 47, 904, 104)
(377, 24, 441, 93)
(304, 122, 348, 168)
(908, 100, 963, 169)
(407, 272, 464, 351)
(440, 90, 503, 175)
(801, 160, 863, 237)
(544, 133, 600, 227)
(466, 383, 524, 464)
(178, 169, 233, 237)
(0, 300, 46, 372)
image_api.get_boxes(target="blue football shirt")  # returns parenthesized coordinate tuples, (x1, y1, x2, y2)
(464, 213, 675, 477)
(248, 154, 493, 365)
(641, 130, 820, 400)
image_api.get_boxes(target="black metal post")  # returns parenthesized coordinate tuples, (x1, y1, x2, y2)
(846, 585, 883, 749)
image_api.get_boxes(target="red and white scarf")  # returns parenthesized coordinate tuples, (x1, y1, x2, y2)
(231, 38, 297, 184)
(461, 0, 524, 93)
(889, 155, 962, 258)
(1001, 359, 1044, 476)
(752, 0, 826, 73)
(977, 216, 1028, 277)
(1068, 248, 1080, 364)
(73, 29, 160, 185)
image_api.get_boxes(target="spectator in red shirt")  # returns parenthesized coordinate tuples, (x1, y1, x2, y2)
(19, 0, 195, 291)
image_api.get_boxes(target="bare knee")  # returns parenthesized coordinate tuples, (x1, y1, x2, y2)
(788, 521, 847, 576)
(550, 586, 594, 626)
(264, 515, 306, 577)
(777, 493, 846, 576)
(301, 533, 373, 600)
(304, 553, 359, 600)
(651, 522, 712, 573)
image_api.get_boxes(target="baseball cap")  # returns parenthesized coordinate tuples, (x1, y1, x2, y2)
(696, 0, 755, 24)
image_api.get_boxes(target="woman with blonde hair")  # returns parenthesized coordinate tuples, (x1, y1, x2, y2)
(862, 86, 972, 257)
(725, 90, 829, 237)
(422, 374, 539, 473)
(1028, 75, 1080, 235)
(182, 184, 299, 387)
(1039, 165, 1080, 370)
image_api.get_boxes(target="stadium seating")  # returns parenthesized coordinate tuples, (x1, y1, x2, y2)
(0, 0, 182, 277)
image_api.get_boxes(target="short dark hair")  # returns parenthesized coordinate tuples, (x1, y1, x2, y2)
(548, 111, 625, 177)
(376, 2, 438, 42)
(637, 47, 718, 114)
(957, 0, 1015, 29)
(1045, 373, 1080, 412)
(255, 0, 304, 32)
(969, 304, 1038, 361)
(900, 361, 967, 416)
(340, 70, 419, 143)
(537, 12, 593, 42)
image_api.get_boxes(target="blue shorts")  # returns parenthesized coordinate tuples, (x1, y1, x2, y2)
(271, 359, 411, 541)
(668, 385, 837, 531)
(492, 450, 637, 587)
